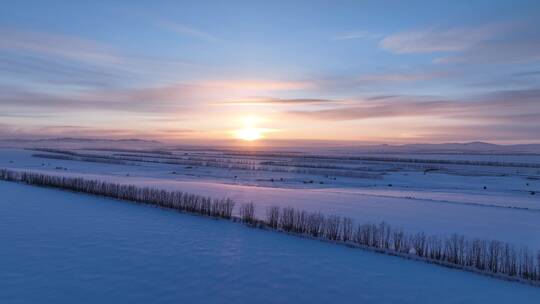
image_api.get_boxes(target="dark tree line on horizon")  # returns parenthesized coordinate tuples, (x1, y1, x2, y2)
(1, 168, 539, 285)
(30, 149, 382, 179)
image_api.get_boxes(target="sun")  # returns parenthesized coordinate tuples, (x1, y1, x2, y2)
(235, 127, 263, 141)
(234, 116, 266, 141)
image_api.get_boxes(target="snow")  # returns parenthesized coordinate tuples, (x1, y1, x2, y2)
(1, 181, 539, 303)
(1, 148, 539, 250)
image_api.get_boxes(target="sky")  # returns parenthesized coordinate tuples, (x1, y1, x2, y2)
(1, 0, 539, 145)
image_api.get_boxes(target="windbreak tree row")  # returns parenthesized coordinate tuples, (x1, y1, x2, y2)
(260, 205, 540, 283)
(30, 150, 381, 179)
(0, 169, 234, 219)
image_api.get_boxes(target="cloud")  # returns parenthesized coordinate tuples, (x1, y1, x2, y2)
(357, 71, 448, 83)
(289, 100, 457, 121)
(202, 80, 314, 91)
(217, 97, 340, 106)
(0, 28, 139, 89)
(379, 25, 498, 54)
(157, 20, 219, 43)
(365, 95, 400, 101)
(289, 89, 540, 122)
(0, 123, 196, 140)
(0, 112, 53, 118)
(0, 52, 127, 88)
(0, 28, 120, 65)
(379, 23, 540, 65)
(513, 70, 540, 77)
(334, 31, 381, 41)
(411, 124, 540, 143)
(0, 77, 316, 115)
(0, 28, 202, 90)
(434, 36, 540, 65)
(0, 84, 194, 113)
(156, 128, 197, 135)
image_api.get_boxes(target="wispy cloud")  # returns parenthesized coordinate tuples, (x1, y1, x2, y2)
(379, 25, 498, 54)
(157, 20, 219, 43)
(0, 124, 200, 140)
(0, 84, 193, 113)
(202, 79, 314, 91)
(217, 97, 341, 106)
(0, 28, 120, 65)
(357, 71, 448, 83)
(0, 124, 104, 139)
(0, 53, 127, 88)
(0, 27, 203, 90)
(289, 100, 456, 121)
(513, 70, 540, 77)
(0, 28, 133, 89)
(434, 35, 540, 64)
(0, 77, 316, 115)
(288, 89, 540, 122)
(365, 95, 400, 101)
(410, 124, 540, 143)
(333, 31, 381, 41)
(379, 23, 540, 65)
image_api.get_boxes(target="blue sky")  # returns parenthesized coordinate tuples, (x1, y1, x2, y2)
(1, 0, 539, 144)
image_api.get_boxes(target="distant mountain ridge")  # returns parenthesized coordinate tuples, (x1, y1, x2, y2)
(341, 142, 540, 154)
(1, 137, 539, 154)
(0, 137, 161, 144)
(0, 137, 162, 149)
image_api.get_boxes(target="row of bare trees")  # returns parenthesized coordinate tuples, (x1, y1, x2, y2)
(0, 169, 234, 219)
(112, 153, 258, 167)
(31, 149, 381, 179)
(1, 168, 539, 284)
(32, 153, 131, 165)
(103, 154, 381, 179)
(225, 151, 540, 169)
(260, 206, 540, 282)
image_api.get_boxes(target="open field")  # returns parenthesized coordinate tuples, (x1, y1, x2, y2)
(2, 181, 540, 303)
(1, 147, 539, 250)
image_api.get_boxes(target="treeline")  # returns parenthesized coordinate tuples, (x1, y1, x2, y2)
(34, 148, 540, 169)
(90, 148, 173, 155)
(32, 153, 73, 161)
(255, 205, 540, 283)
(114, 153, 259, 167)
(0, 169, 234, 219)
(260, 160, 386, 172)
(45, 147, 174, 156)
(30, 149, 381, 179)
(225, 151, 540, 169)
(1, 168, 539, 286)
(32, 153, 132, 166)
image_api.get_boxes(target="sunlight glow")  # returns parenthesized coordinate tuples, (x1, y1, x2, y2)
(234, 116, 266, 141)
(235, 127, 263, 141)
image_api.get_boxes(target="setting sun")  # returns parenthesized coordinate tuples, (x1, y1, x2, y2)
(234, 116, 267, 141)
(235, 127, 263, 141)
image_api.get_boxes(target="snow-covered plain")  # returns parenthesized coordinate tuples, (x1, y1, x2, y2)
(1, 148, 539, 250)
(1, 181, 540, 303)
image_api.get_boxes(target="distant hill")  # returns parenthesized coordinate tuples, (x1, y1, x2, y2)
(1, 137, 539, 154)
(0, 137, 162, 149)
(337, 142, 540, 154)
(1, 137, 160, 144)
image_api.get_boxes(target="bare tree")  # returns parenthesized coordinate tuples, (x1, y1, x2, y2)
(240, 202, 256, 224)
(266, 206, 280, 229)
(342, 217, 353, 242)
